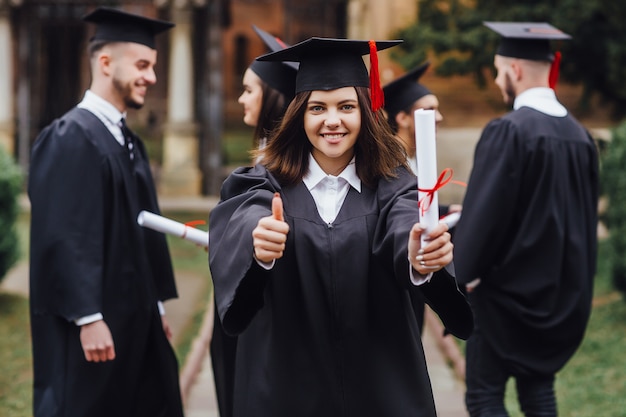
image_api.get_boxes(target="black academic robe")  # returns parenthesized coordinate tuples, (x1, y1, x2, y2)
(209, 164, 472, 417)
(28, 107, 183, 417)
(453, 107, 599, 375)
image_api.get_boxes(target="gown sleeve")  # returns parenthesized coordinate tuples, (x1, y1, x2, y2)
(453, 119, 524, 285)
(373, 167, 474, 339)
(208, 165, 282, 336)
(28, 117, 106, 321)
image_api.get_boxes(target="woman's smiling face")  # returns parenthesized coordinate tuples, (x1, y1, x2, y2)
(304, 87, 361, 174)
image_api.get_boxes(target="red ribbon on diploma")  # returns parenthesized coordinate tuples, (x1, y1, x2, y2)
(181, 220, 207, 239)
(417, 168, 466, 216)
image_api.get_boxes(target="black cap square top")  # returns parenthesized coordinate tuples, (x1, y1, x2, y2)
(249, 25, 298, 100)
(383, 62, 432, 117)
(484, 21, 571, 61)
(83, 6, 174, 49)
(257, 37, 402, 93)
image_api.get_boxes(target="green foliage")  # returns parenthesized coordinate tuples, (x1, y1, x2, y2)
(0, 147, 22, 284)
(600, 120, 626, 294)
(0, 293, 32, 417)
(223, 127, 254, 165)
(393, 0, 626, 118)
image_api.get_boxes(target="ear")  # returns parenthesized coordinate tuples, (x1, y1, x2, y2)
(395, 111, 412, 129)
(510, 60, 523, 82)
(97, 50, 113, 77)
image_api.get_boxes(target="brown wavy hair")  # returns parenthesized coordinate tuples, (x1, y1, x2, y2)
(254, 86, 408, 188)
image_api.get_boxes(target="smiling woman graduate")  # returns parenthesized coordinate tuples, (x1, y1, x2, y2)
(208, 37, 472, 417)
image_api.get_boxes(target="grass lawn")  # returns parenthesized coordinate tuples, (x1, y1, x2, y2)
(0, 210, 212, 417)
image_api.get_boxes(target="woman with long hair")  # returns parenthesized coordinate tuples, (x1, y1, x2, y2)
(209, 37, 471, 417)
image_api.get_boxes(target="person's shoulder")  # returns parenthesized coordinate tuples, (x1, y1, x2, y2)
(500, 107, 538, 124)
(38, 108, 99, 139)
(221, 164, 281, 199)
(228, 164, 273, 181)
(480, 111, 527, 138)
(375, 165, 415, 196)
(33, 108, 105, 153)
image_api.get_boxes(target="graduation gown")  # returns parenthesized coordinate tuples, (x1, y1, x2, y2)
(209, 164, 472, 417)
(453, 107, 599, 375)
(28, 107, 183, 417)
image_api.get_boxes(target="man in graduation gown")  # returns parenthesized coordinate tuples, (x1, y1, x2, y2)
(28, 7, 184, 417)
(453, 22, 599, 417)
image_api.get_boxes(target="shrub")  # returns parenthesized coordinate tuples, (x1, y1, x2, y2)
(600, 120, 626, 296)
(0, 147, 22, 284)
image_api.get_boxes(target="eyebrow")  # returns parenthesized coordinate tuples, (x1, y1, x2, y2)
(307, 99, 358, 105)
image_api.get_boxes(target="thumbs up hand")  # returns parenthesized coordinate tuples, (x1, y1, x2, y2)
(272, 192, 284, 221)
(253, 192, 290, 263)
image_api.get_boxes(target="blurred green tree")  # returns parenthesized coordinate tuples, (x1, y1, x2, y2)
(0, 146, 22, 284)
(600, 121, 626, 296)
(393, 0, 626, 118)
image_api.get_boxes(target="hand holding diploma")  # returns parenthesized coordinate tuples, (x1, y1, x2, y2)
(137, 211, 209, 248)
(253, 193, 289, 263)
(408, 222, 453, 275)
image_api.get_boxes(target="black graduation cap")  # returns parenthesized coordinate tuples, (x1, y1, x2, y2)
(82, 6, 174, 49)
(383, 62, 432, 117)
(249, 25, 298, 100)
(257, 37, 402, 112)
(484, 21, 571, 62)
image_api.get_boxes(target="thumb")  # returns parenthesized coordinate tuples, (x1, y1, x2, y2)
(411, 223, 425, 241)
(272, 192, 284, 221)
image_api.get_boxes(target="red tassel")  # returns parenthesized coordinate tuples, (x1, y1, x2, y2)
(368, 40, 384, 113)
(549, 51, 562, 91)
(275, 37, 287, 49)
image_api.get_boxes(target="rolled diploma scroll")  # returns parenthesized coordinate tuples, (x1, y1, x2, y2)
(137, 210, 209, 248)
(414, 109, 439, 247)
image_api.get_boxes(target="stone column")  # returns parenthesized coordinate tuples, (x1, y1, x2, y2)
(0, 6, 14, 154)
(347, 0, 417, 84)
(160, 6, 202, 196)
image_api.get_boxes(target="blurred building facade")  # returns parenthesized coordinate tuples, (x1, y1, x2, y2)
(0, 0, 417, 195)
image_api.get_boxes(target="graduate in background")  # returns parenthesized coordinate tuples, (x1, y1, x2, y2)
(28, 7, 184, 417)
(383, 62, 462, 333)
(383, 61, 444, 174)
(211, 25, 297, 417)
(209, 36, 472, 417)
(237, 25, 298, 156)
(453, 22, 598, 417)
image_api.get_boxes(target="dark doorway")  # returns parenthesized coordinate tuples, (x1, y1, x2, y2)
(35, 4, 87, 129)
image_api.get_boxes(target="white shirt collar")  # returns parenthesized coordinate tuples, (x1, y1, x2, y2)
(513, 87, 567, 117)
(78, 90, 127, 125)
(303, 154, 361, 193)
(77, 90, 127, 146)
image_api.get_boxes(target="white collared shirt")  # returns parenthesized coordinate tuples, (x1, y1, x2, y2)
(302, 154, 360, 224)
(275, 154, 429, 285)
(514, 87, 567, 117)
(77, 90, 127, 146)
